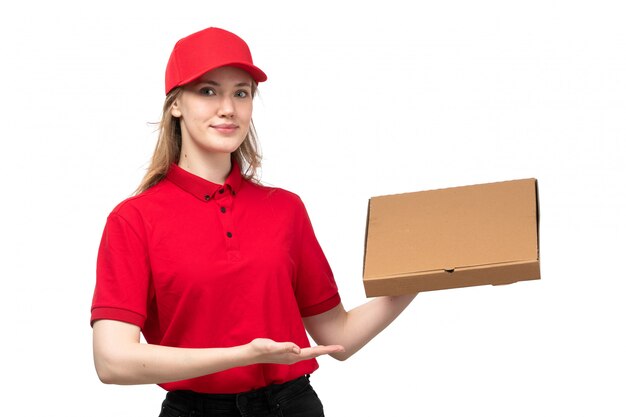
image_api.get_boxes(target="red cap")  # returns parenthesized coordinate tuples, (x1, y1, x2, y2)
(165, 27, 267, 94)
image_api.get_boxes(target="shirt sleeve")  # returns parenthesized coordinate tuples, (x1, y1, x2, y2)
(292, 197, 341, 317)
(90, 208, 151, 328)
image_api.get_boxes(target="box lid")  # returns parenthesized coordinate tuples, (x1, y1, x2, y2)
(363, 178, 539, 295)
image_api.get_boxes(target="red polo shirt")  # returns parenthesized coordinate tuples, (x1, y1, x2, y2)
(91, 162, 340, 393)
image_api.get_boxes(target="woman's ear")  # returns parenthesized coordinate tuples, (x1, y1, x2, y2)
(171, 99, 182, 118)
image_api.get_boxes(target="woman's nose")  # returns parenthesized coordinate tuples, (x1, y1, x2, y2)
(218, 96, 235, 117)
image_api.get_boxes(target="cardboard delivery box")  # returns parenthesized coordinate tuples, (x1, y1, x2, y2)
(362, 178, 540, 297)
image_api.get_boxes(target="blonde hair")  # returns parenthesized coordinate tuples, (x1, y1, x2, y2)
(135, 85, 262, 195)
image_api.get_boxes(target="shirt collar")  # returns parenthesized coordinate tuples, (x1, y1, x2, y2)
(166, 160, 243, 201)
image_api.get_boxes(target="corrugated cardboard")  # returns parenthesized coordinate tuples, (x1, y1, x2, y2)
(363, 178, 540, 297)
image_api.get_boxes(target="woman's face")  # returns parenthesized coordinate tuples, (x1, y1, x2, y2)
(172, 66, 254, 160)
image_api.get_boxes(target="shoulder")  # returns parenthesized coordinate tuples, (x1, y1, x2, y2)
(241, 182, 313, 225)
(107, 181, 170, 224)
(244, 181, 306, 210)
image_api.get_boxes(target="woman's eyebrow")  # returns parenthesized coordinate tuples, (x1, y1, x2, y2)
(198, 80, 252, 88)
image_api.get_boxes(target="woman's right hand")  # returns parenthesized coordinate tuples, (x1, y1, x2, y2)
(246, 338, 344, 365)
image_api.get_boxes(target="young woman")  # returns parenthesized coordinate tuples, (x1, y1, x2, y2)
(91, 26, 417, 417)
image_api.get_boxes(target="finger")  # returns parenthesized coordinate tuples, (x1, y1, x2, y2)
(314, 344, 345, 353)
(299, 345, 345, 359)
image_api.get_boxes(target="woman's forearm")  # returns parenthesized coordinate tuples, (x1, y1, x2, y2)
(93, 320, 343, 385)
(93, 321, 249, 385)
(304, 294, 417, 361)
(95, 343, 249, 385)
(336, 294, 417, 360)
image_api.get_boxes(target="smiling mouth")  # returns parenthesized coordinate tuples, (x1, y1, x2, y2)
(211, 124, 238, 133)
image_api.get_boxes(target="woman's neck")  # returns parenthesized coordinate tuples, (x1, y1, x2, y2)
(177, 151, 232, 185)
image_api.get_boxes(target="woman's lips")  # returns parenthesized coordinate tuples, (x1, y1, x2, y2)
(211, 124, 238, 134)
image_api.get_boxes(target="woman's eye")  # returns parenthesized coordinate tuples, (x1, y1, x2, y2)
(235, 90, 249, 98)
(199, 87, 215, 96)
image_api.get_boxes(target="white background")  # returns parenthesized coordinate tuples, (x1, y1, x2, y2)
(1, 0, 625, 415)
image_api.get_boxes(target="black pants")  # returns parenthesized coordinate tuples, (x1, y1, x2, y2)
(159, 375, 324, 417)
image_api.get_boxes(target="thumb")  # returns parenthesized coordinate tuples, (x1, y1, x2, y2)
(283, 342, 301, 354)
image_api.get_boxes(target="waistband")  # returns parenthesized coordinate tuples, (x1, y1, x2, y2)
(164, 375, 312, 414)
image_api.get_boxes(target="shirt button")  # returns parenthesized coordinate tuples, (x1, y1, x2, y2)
(220, 207, 226, 213)
(204, 195, 211, 201)
(226, 232, 233, 238)
(219, 189, 225, 194)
